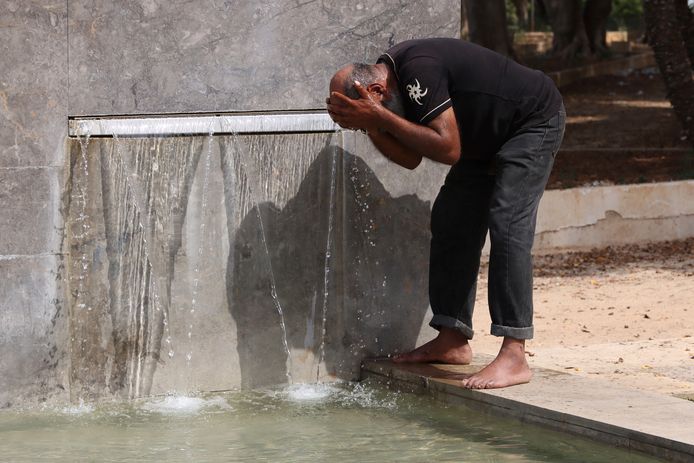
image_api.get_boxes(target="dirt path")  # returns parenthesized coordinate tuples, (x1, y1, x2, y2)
(548, 68, 693, 189)
(471, 239, 694, 397)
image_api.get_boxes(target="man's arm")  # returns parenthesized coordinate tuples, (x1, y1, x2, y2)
(367, 130, 422, 170)
(327, 82, 461, 166)
(377, 106, 460, 166)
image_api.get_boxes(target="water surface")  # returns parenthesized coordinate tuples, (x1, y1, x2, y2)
(0, 381, 659, 462)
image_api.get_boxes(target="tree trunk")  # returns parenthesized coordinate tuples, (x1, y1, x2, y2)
(540, 0, 591, 60)
(512, 0, 530, 30)
(675, 0, 694, 70)
(535, 0, 548, 25)
(460, 0, 469, 40)
(584, 0, 613, 56)
(644, 0, 694, 143)
(465, 0, 517, 59)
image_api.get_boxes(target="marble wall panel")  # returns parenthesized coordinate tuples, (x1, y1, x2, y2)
(0, 1, 67, 167)
(0, 254, 68, 408)
(0, 166, 64, 255)
(68, 0, 460, 115)
(0, 1, 68, 409)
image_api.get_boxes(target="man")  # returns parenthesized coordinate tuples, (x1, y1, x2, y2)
(327, 38, 565, 389)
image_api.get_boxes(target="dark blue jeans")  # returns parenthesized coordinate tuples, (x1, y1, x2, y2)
(429, 107, 566, 340)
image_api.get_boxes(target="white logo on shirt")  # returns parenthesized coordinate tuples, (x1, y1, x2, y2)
(406, 79, 428, 105)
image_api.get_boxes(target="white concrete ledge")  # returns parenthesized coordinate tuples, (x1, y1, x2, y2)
(534, 180, 694, 251)
(548, 52, 656, 88)
(478, 180, 694, 254)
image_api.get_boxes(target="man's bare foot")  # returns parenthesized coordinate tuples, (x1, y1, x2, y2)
(392, 327, 472, 364)
(461, 337, 532, 389)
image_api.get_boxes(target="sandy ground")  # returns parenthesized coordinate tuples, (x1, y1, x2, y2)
(469, 239, 694, 398)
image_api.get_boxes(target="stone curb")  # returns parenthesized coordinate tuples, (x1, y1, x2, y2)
(548, 52, 656, 88)
(529, 180, 694, 253)
(475, 179, 694, 255)
(362, 359, 694, 463)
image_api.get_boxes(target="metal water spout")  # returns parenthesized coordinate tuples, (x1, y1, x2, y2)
(68, 110, 338, 137)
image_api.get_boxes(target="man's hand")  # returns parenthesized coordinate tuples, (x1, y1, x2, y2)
(326, 82, 386, 132)
(326, 78, 460, 166)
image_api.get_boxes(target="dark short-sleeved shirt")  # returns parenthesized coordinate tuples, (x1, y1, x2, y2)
(377, 38, 563, 159)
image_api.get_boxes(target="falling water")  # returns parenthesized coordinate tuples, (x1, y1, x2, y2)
(102, 132, 202, 398)
(222, 132, 295, 384)
(110, 134, 167, 398)
(69, 122, 340, 396)
(256, 204, 293, 384)
(70, 133, 92, 397)
(187, 131, 215, 381)
(316, 132, 340, 382)
(76, 132, 91, 306)
(219, 130, 337, 385)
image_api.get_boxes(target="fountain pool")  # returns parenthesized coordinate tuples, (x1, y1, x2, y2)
(0, 381, 660, 463)
(46, 112, 663, 462)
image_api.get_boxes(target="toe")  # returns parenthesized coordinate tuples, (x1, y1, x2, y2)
(465, 376, 481, 389)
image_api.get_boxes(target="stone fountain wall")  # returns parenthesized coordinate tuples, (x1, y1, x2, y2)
(64, 131, 445, 399)
(0, 1, 459, 406)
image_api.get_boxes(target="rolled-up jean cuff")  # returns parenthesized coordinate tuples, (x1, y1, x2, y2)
(430, 315, 474, 339)
(490, 324, 533, 339)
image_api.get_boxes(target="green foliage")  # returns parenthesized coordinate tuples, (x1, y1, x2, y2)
(505, 0, 649, 33)
(506, 0, 519, 31)
(505, 0, 552, 33)
(609, 0, 644, 30)
(613, 0, 643, 17)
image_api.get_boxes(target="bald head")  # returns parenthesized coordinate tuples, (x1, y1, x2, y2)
(330, 63, 387, 99)
(329, 62, 405, 118)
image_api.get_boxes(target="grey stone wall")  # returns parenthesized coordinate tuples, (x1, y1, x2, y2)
(0, 0, 460, 406)
(0, 1, 69, 407)
(68, 1, 460, 115)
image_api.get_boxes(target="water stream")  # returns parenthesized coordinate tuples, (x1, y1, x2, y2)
(187, 131, 215, 378)
(106, 133, 190, 398)
(316, 132, 340, 382)
(68, 127, 339, 397)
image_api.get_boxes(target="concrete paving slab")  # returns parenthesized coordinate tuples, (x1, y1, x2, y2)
(362, 358, 694, 463)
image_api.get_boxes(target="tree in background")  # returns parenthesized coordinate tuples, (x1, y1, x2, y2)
(539, 0, 613, 59)
(610, 0, 644, 29)
(674, 0, 694, 68)
(466, 0, 648, 64)
(511, 0, 530, 29)
(540, 0, 590, 59)
(584, 0, 613, 54)
(644, 0, 694, 144)
(463, 0, 518, 59)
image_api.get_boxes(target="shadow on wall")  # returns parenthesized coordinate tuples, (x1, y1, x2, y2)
(228, 145, 432, 388)
(65, 134, 432, 397)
